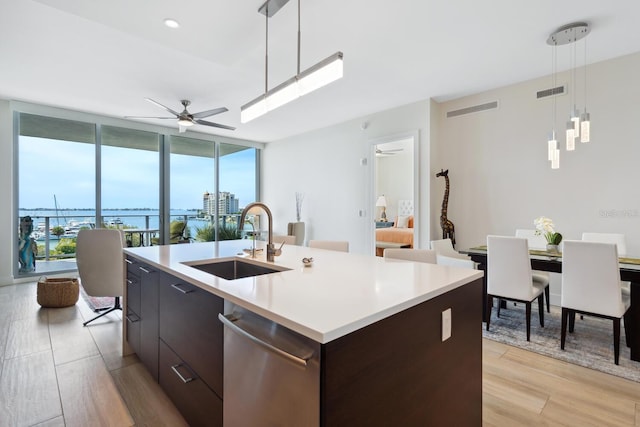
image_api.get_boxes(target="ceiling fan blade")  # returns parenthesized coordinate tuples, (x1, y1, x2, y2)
(124, 116, 176, 119)
(145, 98, 180, 117)
(191, 107, 228, 119)
(195, 119, 236, 131)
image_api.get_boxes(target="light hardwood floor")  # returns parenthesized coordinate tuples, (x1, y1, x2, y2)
(0, 282, 186, 427)
(2, 282, 640, 426)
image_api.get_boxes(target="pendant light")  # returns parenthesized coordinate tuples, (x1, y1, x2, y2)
(241, 0, 344, 123)
(547, 40, 560, 168)
(546, 22, 591, 167)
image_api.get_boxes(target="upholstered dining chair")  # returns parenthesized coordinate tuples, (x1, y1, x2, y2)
(581, 232, 627, 255)
(308, 240, 349, 252)
(384, 248, 437, 264)
(486, 235, 549, 341)
(560, 240, 631, 365)
(272, 235, 296, 245)
(582, 232, 629, 296)
(515, 229, 551, 312)
(430, 238, 475, 269)
(76, 229, 125, 326)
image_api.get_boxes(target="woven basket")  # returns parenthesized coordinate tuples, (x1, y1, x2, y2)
(37, 277, 79, 308)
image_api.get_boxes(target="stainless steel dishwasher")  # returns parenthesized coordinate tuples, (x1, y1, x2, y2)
(219, 306, 321, 426)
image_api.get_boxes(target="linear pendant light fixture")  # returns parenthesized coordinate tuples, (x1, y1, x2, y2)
(240, 0, 344, 123)
(546, 22, 591, 168)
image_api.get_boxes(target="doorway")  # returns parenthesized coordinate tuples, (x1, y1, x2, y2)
(369, 131, 419, 255)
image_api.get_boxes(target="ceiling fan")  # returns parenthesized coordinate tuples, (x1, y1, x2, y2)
(126, 98, 235, 133)
(376, 147, 403, 156)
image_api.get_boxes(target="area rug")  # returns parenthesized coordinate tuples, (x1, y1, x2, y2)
(79, 283, 115, 311)
(483, 302, 640, 383)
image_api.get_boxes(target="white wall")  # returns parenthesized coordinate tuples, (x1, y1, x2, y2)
(262, 100, 430, 254)
(431, 51, 640, 303)
(0, 100, 13, 284)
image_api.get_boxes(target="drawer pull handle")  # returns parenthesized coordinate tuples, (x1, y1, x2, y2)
(125, 259, 133, 265)
(171, 283, 194, 294)
(126, 279, 136, 285)
(139, 266, 151, 274)
(171, 364, 195, 383)
(125, 314, 140, 323)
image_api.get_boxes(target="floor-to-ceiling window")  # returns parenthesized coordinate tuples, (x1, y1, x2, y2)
(219, 143, 258, 237)
(102, 125, 160, 246)
(169, 135, 215, 243)
(18, 114, 96, 274)
(15, 111, 260, 277)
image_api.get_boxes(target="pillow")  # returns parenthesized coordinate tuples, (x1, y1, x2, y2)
(396, 215, 410, 228)
(408, 216, 414, 228)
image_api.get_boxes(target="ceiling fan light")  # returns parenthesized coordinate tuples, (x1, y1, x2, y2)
(178, 118, 194, 126)
(163, 18, 180, 29)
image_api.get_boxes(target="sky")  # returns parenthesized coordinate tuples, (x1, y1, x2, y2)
(18, 136, 256, 210)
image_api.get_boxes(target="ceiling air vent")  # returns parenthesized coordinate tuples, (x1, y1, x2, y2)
(537, 85, 565, 99)
(446, 101, 498, 118)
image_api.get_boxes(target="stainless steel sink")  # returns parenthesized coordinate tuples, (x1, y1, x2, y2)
(185, 259, 291, 280)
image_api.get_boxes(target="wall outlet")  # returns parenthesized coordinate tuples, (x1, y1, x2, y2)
(442, 308, 452, 342)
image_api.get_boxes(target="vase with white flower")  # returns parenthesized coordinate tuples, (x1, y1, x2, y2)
(534, 216, 562, 253)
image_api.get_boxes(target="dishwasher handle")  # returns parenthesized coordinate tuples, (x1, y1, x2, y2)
(218, 313, 311, 367)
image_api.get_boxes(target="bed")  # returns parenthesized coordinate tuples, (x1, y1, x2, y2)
(375, 200, 414, 256)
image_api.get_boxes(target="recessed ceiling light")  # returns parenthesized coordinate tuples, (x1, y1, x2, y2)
(163, 18, 180, 29)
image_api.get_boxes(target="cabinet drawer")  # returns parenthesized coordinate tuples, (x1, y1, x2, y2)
(126, 275, 141, 315)
(125, 256, 139, 276)
(159, 339, 222, 427)
(126, 309, 141, 354)
(159, 276, 223, 396)
(139, 268, 159, 381)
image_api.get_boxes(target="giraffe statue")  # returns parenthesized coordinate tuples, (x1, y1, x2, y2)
(435, 169, 456, 246)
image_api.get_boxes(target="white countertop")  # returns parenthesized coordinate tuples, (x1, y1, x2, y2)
(124, 240, 483, 344)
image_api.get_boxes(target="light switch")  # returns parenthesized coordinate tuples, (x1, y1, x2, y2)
(442, 308, 452, 342)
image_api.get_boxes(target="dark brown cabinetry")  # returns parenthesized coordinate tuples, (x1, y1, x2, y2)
(158, 275, 224, 398)
(158, 274, 224, 426)
(125, 257, 159, 380)
(125, 257, 141, 355)
(125, 259, 224, 427)
(125, 252, 482, 427)
(139, 264, 159, 380)
(159, 339, 223, 427)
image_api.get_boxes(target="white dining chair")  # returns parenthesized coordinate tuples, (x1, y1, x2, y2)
(384, 248, 437, 264)
(582, 232, 630, 296)
(581, 232, 627, 256)
(486, 235, 549, 341)
(272, 235, 296, 245)
(308, 240, 349, 252)
(514, 229, 549, 250)
(430, 238, 475, 269)
(515, 229, 551, 312)
(560, 240, 631, 365)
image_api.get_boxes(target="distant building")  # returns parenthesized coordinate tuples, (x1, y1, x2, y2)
(203, 191, 239, 215)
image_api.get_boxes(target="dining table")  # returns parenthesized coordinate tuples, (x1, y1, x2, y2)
(461, 246, 640, 362)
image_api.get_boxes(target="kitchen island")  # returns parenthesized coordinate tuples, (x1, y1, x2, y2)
(123, 239, 483, 426)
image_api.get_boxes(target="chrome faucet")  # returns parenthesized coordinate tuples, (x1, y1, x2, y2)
(239, 202, 281, 262)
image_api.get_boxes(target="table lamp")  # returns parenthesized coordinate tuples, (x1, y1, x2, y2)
(376, 196, 387, 221)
